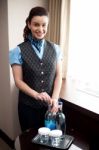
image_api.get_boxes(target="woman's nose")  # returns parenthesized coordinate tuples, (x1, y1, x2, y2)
(38, 26, 43, 32)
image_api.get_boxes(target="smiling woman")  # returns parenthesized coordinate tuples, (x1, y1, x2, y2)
(24, 7, 49, 41)
(27, 16, 49, 40)
(9, 6, 63, 132)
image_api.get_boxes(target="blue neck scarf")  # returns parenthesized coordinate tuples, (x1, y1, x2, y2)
(28, 34, 43, 52)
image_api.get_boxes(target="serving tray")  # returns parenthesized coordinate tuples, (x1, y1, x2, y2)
(32, 134, 74, 149)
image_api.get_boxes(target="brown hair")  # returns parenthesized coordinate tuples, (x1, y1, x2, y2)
(23, 6, 49, 41)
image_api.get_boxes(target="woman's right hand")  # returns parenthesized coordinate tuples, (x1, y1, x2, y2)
(34, 92, 52, 104)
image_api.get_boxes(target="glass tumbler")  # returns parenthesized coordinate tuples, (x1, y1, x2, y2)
(49, 129, 62, 146)
(38, 127, 50, 143)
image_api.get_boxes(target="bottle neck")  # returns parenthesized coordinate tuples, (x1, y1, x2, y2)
(58, 107, 62, 112)
(58, 101, 63, 112)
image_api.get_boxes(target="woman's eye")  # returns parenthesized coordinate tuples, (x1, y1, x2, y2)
(34, 23, 39, 26)
(43, 24, 46, 27)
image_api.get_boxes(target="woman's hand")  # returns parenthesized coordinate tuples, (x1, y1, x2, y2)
(34, 92, 52, 104)
(51, 99, 58, 112)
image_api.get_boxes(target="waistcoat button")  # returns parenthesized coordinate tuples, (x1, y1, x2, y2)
(41, 80, 44, 83)
(40, 62, 43, 66)
(41, 71, 44, 75)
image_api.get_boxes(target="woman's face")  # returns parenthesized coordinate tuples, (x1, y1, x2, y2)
(28, 16, 49, 40)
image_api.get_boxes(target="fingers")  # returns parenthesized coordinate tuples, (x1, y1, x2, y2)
(41, 92, 51, 101)
(35, 92, 51, 104)
(51, 99, 58, 112)
(51, 105, 58, 112)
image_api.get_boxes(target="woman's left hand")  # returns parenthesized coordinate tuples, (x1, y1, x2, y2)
(51, 99, 58, 112)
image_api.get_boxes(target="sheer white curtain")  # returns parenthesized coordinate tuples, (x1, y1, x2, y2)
(67, 0, 99, 97)
(60, 0, 70, 78)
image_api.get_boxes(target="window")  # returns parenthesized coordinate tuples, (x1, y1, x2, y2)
(67, 0, 99, 98)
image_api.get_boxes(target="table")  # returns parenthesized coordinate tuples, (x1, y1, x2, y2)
(14, 128, 82, 150)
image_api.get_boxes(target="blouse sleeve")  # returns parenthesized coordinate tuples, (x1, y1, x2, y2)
(54, 44, 63, 62)
(9, 46, 23, 65)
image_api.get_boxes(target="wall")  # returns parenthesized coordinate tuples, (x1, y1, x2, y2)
(0, 0, 12, 139)
(0, 0, 48, 140)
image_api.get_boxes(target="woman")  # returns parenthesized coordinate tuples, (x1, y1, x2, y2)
(9, 6, 62, 132)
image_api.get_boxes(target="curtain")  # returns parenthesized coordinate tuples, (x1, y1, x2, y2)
(46, 0, 61, 44)
(67, 0, 99, 98)
(60, 0, 70, 78)
(46, 0, 70, 78)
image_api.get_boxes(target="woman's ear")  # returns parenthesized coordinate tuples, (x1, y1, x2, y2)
(28, 22, 31, 29)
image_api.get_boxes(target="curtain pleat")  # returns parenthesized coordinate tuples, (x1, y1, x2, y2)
(46, 0, 61, 44)
(60, 0, 70, 78)
(46, 0, 70, 78)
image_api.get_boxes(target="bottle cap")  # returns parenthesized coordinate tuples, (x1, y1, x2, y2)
(49, 129, 62, 137)
(38, 127, 50, 135)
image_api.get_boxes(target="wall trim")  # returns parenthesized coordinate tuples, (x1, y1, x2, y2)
(0, 129, 14, 149)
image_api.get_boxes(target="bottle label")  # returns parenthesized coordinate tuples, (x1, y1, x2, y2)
(45, 120, 56, 130)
